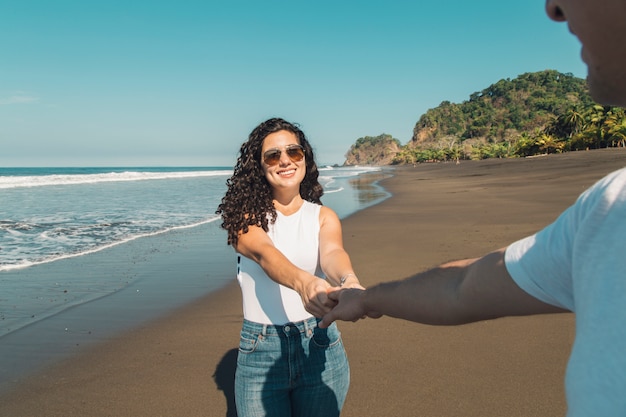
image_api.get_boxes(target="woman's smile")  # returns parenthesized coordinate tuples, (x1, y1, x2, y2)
(278, 168, 297, 177)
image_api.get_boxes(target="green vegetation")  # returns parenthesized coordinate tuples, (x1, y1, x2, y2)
(352, 134, 401, 149)
(344, 134, 401, 166)
(389, 70, 626, 164)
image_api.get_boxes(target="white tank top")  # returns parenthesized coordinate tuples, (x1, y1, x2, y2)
(237, 200, 324, 324)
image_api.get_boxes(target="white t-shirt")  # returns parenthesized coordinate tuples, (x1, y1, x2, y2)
(237, 201, 324, 325)
(505, 167, 626, 416)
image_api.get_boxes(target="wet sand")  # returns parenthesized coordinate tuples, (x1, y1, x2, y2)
(1, 148, 624, 416)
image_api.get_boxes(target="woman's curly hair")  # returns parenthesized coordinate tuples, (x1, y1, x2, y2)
(216, 117, 324, 246)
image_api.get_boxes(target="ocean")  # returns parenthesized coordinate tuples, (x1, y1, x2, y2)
(0, 166, 389, 339)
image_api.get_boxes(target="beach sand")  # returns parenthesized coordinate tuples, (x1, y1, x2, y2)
(1, 148, 625, 416)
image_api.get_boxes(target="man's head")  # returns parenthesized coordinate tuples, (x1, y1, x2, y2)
(546, 0, 626, 107)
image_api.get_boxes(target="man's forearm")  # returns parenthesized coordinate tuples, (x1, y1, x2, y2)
(321, 248, 565, 329)
(361, 249, 565, 325)
(363, 262, 470, 325)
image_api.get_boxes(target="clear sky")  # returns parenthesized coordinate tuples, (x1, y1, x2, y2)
(1, 1, 587, 167)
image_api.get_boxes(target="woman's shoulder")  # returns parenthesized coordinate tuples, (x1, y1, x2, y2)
(318, 204, 340, 224)
(299, 200, 322, 216)
(299, 201, 340, 224)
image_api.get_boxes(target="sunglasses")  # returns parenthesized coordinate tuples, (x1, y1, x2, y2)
(262, 144, 305, 166)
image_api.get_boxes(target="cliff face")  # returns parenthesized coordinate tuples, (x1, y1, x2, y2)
(411, 125, 438, 146)
(343, 134, 401, 166)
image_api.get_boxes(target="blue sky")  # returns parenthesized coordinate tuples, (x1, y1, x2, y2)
(1, 1, 586, 167)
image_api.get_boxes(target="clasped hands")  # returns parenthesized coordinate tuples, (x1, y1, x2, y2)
(300, 278, 380, 328)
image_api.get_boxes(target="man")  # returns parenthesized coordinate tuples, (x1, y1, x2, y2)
(320, 1, 626, 415)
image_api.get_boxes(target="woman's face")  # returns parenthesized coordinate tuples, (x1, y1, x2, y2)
(260, 130, 306, 194)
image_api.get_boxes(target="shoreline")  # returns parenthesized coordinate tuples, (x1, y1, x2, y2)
(1, 148, 625, 416)
(0, 221, 234, 394)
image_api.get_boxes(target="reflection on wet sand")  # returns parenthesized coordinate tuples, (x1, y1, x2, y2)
(349, 171, 392, 205)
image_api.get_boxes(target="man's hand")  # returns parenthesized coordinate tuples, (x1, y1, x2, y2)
(319, 287, 382, 328)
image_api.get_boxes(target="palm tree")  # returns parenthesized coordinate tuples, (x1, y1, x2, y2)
(546, 106, 585, 140)
(513, 132, 540, 157)
(583, 105, 613, 148)
(563, 106, 586, 138)
(605, 109, 626, 147)
(536, 133, 564, 154)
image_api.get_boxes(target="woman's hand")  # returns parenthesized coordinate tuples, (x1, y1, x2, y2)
(297, 276, 337, 317)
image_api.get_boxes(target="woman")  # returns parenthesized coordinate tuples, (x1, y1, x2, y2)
(216, 117, 362, 417)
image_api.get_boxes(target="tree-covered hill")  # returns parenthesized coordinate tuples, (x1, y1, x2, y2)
(344, 134, 401, 166)
(344, 70, 626, 165)
(411, 70, 593, 144)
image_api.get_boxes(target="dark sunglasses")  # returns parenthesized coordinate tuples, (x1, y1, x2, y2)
(263, 144, 305, 166)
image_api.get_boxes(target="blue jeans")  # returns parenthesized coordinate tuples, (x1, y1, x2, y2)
(235, 317, 350, 417)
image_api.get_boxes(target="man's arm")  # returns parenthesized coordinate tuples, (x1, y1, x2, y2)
(320, 247, 567, 328)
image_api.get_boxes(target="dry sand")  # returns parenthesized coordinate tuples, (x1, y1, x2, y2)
(1, 148, 625, 416)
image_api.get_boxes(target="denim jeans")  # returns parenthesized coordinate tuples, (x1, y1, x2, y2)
(235, 317, 350, 417)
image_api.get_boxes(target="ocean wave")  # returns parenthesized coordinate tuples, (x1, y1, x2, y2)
(320, 166, 381, 177)
(0, 169, 233, 189)
(0, 218, 220, 272)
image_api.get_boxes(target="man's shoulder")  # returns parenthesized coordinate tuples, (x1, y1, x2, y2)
(579, 167, 626, 204)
